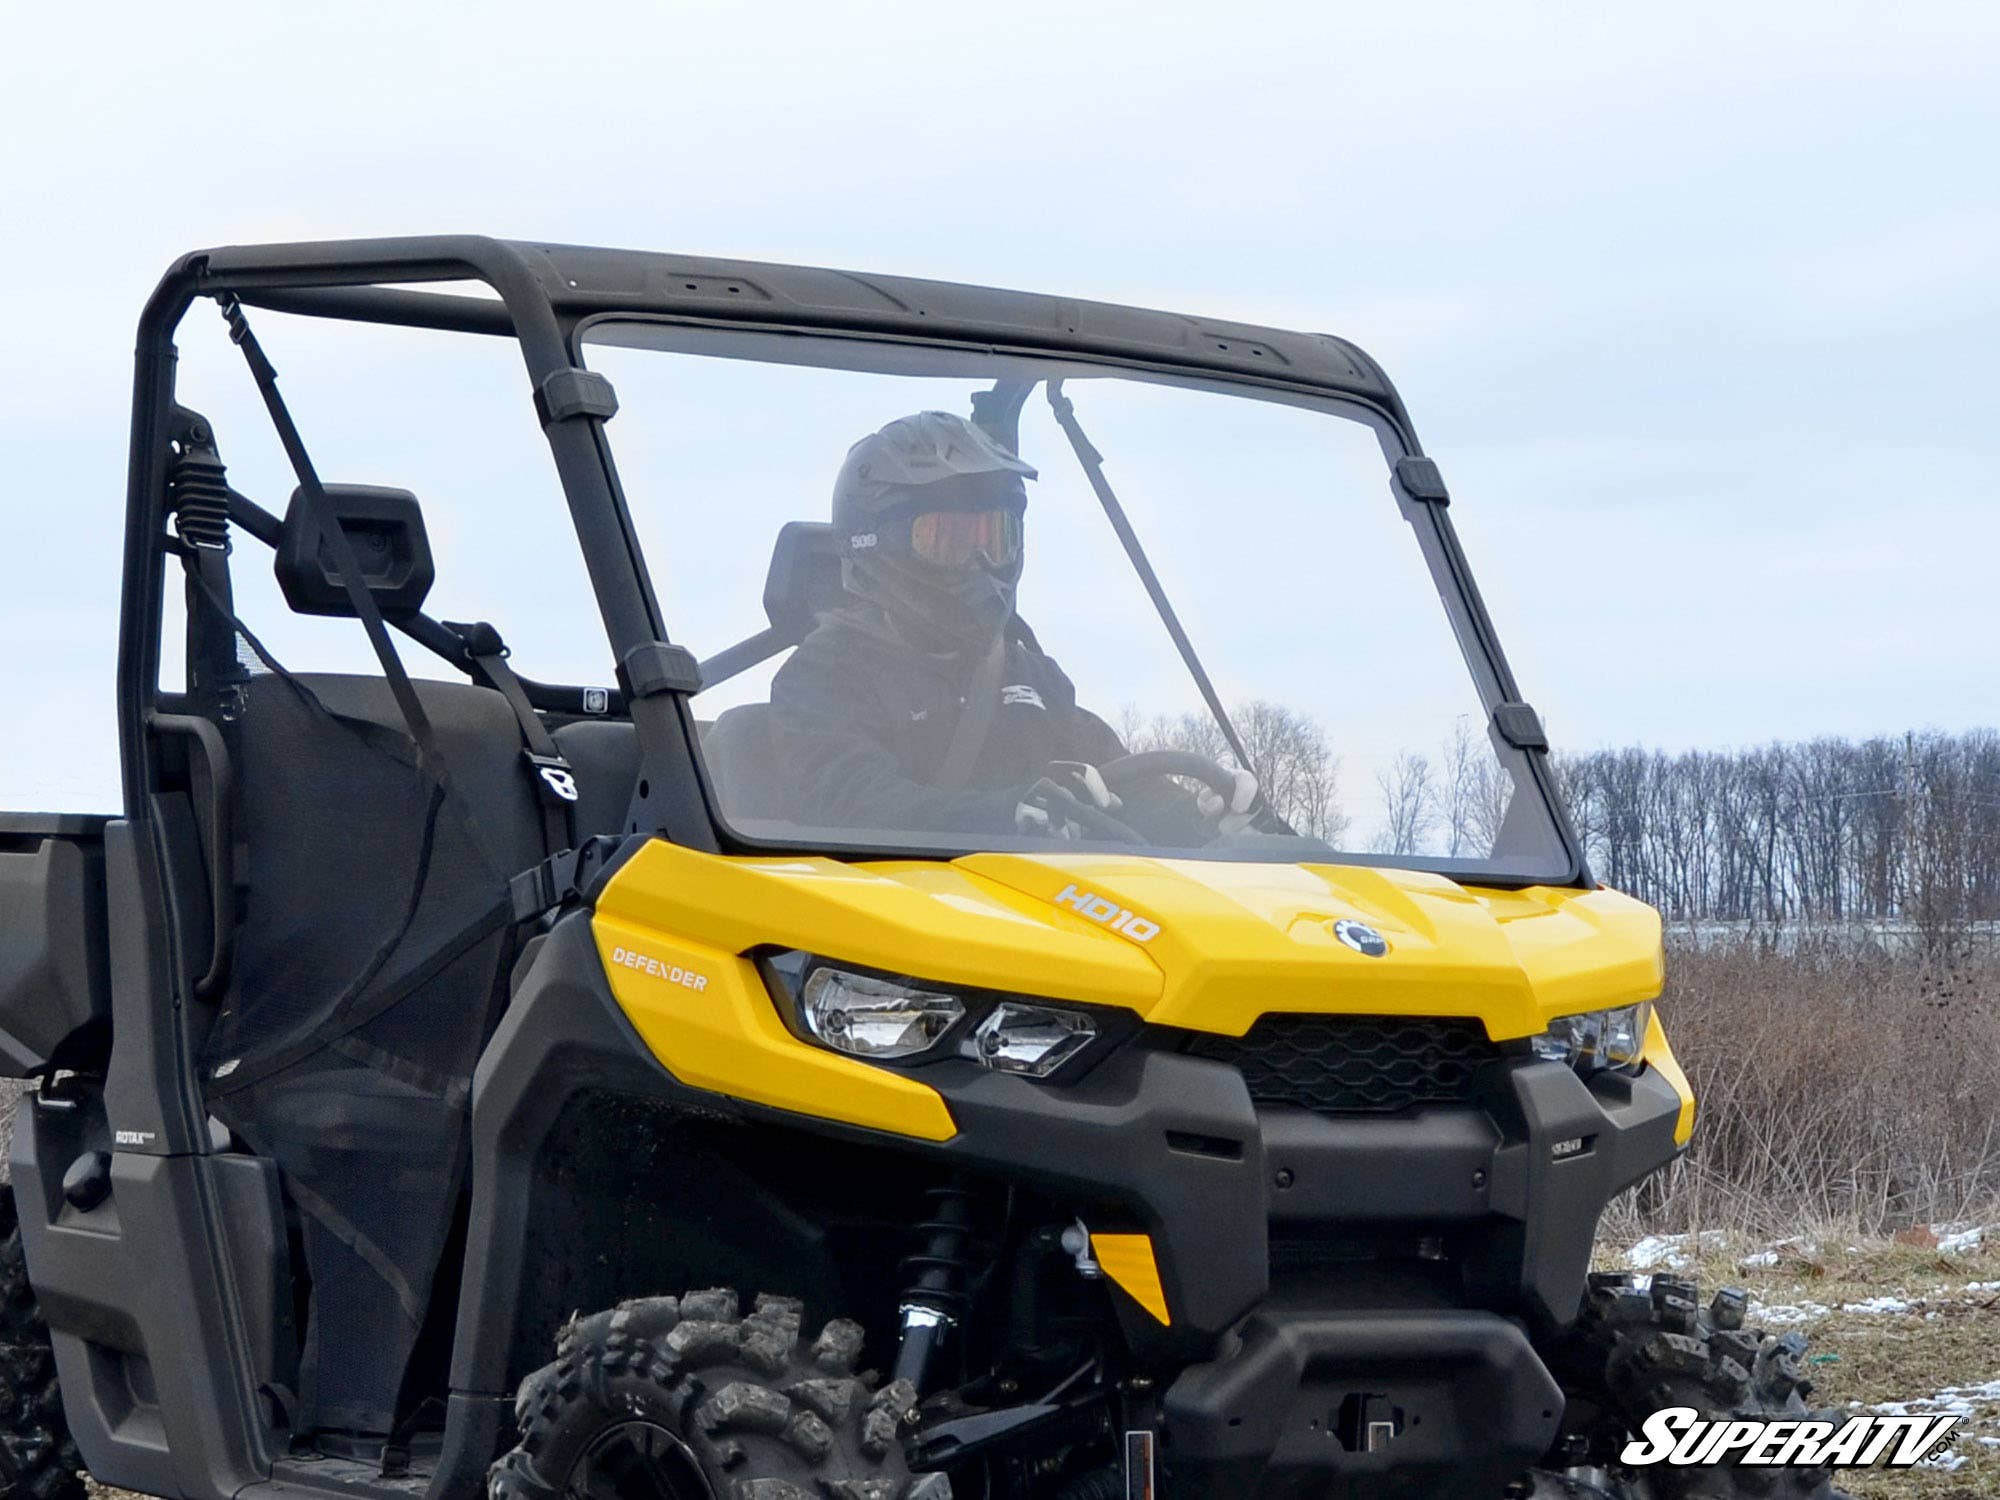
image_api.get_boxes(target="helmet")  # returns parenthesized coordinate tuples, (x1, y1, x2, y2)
(832, 412, 1037, 652)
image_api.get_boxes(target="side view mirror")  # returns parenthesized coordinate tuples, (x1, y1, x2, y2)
(274, 483, 435, 619)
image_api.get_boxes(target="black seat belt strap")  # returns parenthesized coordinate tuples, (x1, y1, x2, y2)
(219, 297, 452, 788)
(449, 620, 577, 853)
(934, 635, 1007, 792)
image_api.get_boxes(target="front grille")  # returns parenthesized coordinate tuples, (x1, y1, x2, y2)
(1185, 1014, 1498, 1115)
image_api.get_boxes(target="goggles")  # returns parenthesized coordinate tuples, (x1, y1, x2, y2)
(906, 508, 1024, 569)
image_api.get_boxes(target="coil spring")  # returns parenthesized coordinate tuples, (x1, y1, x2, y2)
(898, 1181, 985, 1316)
(169, 447, 232, 552)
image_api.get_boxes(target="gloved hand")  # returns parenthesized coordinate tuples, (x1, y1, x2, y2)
(1014, 761, 1121, 840)
(1197, 768, 1260, 834)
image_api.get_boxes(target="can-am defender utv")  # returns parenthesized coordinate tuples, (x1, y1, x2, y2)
(0, 238, 1848, 1500)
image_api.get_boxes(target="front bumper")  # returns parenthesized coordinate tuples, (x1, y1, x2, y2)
(928, 1046, 1686, 1354)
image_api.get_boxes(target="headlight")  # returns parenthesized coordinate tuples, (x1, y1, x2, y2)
(1531, 1001, 1652, 1074)
(966, 1002, 1098, 1078)
(800, 967, 964, 1059)
(765, 954, 1118, 1079)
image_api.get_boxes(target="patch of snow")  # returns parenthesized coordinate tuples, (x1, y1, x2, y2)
(1753, 1300, 1831, 1326)
(1740, 1249, 1780, 1267)
(1933, 1222, 1988, 1254)
(1624, 1231, 1725, 1270)
(1921, 1450, 1968, 1472)
(1844, 1295, 1913, 1314)
(1869, 1380, 2000, 1419)
(1962, 1280, 2000, 1294)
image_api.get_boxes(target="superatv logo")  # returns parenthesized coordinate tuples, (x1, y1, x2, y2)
(1053, 883, 1159, 943)
(1622, 1407, 1959, 1469)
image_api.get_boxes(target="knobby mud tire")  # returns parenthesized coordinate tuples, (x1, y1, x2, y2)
(489, 1288, 951, 1500)
(1554, 1271, 1856, 1500)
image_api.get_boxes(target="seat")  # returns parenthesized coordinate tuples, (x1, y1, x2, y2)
(553, 719, 642, 841)
(703, 704, 784, 821)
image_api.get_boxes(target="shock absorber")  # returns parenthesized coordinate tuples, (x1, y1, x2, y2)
(892, 1179, 982, 1393)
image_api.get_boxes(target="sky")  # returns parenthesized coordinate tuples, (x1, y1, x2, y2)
(2, 0, 1996, 815)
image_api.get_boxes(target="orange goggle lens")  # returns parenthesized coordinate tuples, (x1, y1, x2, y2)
(908, 509, 1023, 568)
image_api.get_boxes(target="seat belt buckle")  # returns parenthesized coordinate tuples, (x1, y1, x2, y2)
(509, 847, 582, 923)
(523, 750, 580, 806)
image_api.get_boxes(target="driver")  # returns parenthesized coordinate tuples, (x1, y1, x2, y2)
(766, 410, 1257, 842)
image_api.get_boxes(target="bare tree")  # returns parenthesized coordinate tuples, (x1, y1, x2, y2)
(1375, 751, 1438, 856)
(1119, 699, 1350, 842)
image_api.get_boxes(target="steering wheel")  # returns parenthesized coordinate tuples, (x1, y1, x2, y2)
(1095, 750, 1248, 811)
(1037, 753, 1286, 845)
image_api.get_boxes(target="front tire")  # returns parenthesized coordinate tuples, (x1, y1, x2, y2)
(1550, 1272, 1853, 1500)
(489, 1288, 949, 1500)
(0, 1185, 85, 1500)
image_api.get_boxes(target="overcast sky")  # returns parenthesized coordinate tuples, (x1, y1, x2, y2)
(3, 0, 1995, 814)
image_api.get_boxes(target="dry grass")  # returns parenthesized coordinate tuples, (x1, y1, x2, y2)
(1606, 935, 2000, 1240)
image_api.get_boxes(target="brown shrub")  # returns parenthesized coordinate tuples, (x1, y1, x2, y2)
(1609, 933, 2000, 1239)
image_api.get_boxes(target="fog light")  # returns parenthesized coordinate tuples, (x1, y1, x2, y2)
(1532, 1001, 1652, 1074)
(800, 968, 963, 1059)
(968, 1002, 1097, 1077)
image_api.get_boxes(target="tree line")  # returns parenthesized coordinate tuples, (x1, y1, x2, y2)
(1556, 728, 2000, 932)
(1122, 702, 2000, 935)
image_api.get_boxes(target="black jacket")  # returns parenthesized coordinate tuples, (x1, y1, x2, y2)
(767, 608, 1205, 843)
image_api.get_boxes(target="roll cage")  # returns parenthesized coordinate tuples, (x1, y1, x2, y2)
(119, 235, 1586, 882)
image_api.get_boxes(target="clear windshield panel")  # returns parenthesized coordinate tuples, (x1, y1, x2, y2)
(583, 324, 1571, 880)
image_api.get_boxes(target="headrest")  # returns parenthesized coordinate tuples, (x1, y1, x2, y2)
(761, 521, 845, 638)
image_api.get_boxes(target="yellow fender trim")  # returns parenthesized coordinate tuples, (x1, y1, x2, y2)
(592, 914, 957, 1143)
(1642, 1009, 1696, 1146)
(1091, 1233, 1170, 1325)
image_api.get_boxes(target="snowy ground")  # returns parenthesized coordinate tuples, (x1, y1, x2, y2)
(1607, 1226, 2000, 1498)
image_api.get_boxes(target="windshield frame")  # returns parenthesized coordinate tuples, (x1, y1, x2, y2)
(122, 238, 1585, 891)
(571, 311, 1589, 887)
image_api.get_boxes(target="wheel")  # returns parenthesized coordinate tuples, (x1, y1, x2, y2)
(489, 1288, 951, 1500)
(0, 1185, 85, 1500)
(1547, 1272, 1854, 1499)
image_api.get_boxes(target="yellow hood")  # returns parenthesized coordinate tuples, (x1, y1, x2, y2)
(593, 841, 1664, 1042)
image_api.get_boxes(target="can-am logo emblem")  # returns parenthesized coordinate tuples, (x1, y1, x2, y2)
(1053, 883, 1160, 943)
(1334, 920, 1388, 957)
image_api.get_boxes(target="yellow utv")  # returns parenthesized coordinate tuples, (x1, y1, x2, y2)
(0, 239, 1846, 1500)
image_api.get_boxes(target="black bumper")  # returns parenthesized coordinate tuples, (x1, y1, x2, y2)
(1160, 1307, 1564, 1498)
(929, 1047, 1686, 1353)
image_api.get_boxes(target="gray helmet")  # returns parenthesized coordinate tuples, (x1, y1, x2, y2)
(832, 412, 1037, 653)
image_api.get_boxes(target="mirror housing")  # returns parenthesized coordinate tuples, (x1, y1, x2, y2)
(274, 483, 435, 619)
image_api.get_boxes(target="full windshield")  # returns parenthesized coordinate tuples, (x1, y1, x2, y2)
(584, 324, 1572, 881)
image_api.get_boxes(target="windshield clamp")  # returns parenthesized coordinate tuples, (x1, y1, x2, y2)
(1492, 700, 1549, 751)
(536, 368, 620, 425)
(618, 641, 703, 700)
(1395, 456, 1450, 505)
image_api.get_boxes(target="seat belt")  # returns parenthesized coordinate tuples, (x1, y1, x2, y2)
(220, 298, 458, 792)
(448, 621, 577, 855)
(934, 634, 1008, 792)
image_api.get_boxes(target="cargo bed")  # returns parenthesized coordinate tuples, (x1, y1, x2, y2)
(0, 811, 113, 1075)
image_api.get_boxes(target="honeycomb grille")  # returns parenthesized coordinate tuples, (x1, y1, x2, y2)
(1185, 1014, 1497, 1115)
